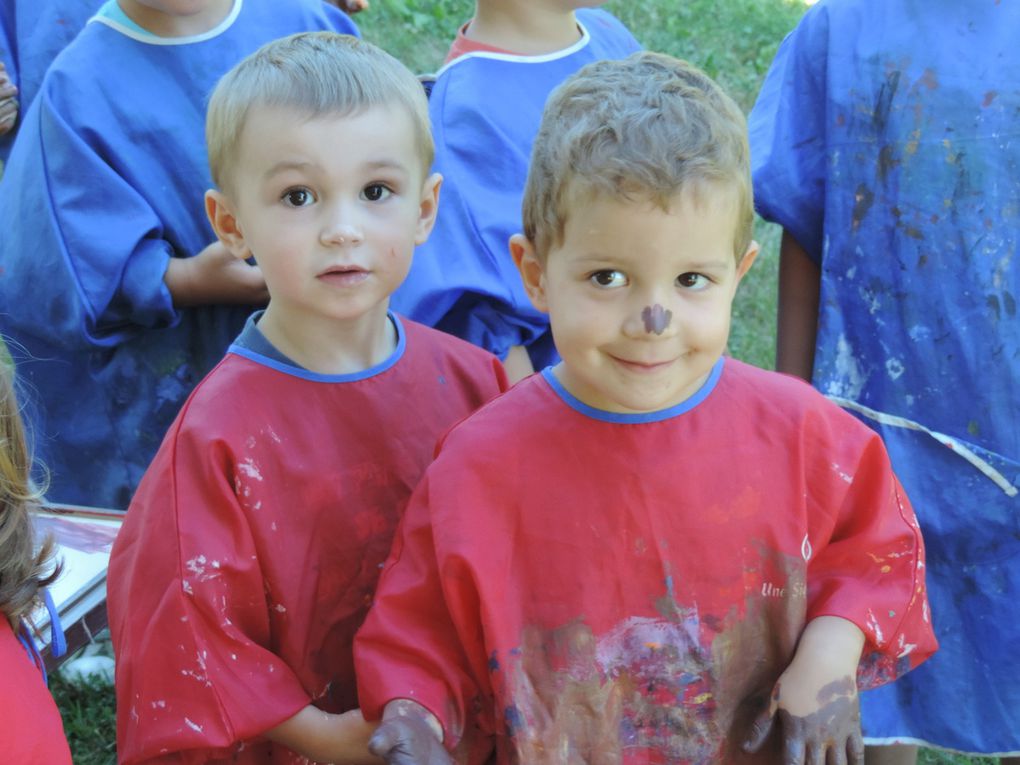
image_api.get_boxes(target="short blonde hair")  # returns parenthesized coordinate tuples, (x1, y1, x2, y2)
(522, 52, 753, 260)
(207, 32, 433, 192)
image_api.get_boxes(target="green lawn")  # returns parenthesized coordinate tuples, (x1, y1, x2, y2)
(51, 1, 987, 763)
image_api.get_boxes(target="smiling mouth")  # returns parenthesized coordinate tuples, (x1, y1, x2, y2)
(611, 356, 676, 373)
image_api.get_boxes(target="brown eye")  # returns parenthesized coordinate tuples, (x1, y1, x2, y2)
(590, 270, 627, 288)
(282, 188, 314, 207)
(362, 183, 392, 202)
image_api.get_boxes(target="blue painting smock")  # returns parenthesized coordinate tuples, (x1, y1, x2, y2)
(390, 9, 641, 368)
(0, 0, 358, 509)
(749, 0, 1019, 754)
(0, 1, 102, 164)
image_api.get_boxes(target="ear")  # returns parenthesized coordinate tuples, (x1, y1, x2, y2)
(205, 189, 251, 260)
(735, 240, 760, 283)
(510, 233, 548, 313)
(413, 172, 443, 245)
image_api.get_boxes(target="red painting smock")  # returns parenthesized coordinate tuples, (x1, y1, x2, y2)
(355, 358, 936, 764)
(108, 317, 507, 764)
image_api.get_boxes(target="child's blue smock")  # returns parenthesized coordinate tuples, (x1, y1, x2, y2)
(390, 9, 641, 368)
(749, 0, 1019, 754)
(0, 0, 358, 509)
(0, 1, 103, 163)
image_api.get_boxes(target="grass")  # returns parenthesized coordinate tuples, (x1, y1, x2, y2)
(48, 1, 988, 763)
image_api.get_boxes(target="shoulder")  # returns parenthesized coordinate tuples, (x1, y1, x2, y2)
(717, 359, 876, 439)
(400, 318, 507, 387)
(576, 8, 642, 53)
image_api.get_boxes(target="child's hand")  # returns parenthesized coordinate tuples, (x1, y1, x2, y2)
(368, 700, 452, 765)
(742, 616, 865, 765)
(0, 62, 18, 136)
(325, 0, 369, 14)
(164, 240, 269, 307)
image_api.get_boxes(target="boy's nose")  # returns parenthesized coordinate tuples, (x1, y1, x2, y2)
(320, 209, 364, 247)
(623, 300, 677, 338)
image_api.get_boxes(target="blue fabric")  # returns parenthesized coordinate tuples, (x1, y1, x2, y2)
(0, 1, 102, 163)
(391, 9, 640, 368)
(750, 0, 1020, 753)
(0, 0, 358, 509)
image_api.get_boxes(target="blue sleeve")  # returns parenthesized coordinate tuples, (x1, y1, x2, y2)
(748, 4, 831, 263)
(0, 83, 177, 350)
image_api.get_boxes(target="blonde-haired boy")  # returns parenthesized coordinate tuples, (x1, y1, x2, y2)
(356, 52, 936, 765)
(108, 32, 507, 765)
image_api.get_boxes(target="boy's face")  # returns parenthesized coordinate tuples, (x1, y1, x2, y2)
(513, 187, 757, 414)
(208, 102, 439, 337)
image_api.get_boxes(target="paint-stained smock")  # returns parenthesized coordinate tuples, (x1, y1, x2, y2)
(749, 0, 1020, 753)
(108, 315, 508, 765)
(0, 0, 102, 163)
(0, 0, 358, 509)
(389, 9, 641, 369)
(355, 359, 936, 765)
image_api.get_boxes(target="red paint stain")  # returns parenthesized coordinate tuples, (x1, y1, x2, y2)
(983, 91, 998, 108)
(919, 68, 938, 91)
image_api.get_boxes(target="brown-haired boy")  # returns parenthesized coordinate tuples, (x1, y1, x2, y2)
(356, 52, 937, 765)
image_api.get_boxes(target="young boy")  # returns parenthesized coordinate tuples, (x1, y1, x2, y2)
(355, 52, 938, 765)
(107, 32, 508, 765)
(749, 1, 1020, 761)
(0, 0, 358, 510)
(391, 0, 641, 382)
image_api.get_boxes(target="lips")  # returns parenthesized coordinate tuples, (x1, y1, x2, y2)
(611, 356, 676, 373)
(317, 265, 369, 287)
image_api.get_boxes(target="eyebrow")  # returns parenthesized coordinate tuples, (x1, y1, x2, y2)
(263, 158, 411, 180)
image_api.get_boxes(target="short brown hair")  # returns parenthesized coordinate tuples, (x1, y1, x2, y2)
(207, 32, 433, 192)
(522, 51, 753, 259)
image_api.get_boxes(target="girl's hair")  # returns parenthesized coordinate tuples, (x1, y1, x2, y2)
(0, 360, 58, 626)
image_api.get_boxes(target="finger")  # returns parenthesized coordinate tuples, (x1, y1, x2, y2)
(828, 740, 848, 765)
(783, 733, 807, 765)
(367, 723, 402, 758)
(806, 741, 825, 765)
(742, 707, 775, 753)
(847, 730, 865, 765)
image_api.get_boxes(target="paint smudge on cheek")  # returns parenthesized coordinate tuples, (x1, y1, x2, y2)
(641, 304, 672, 335)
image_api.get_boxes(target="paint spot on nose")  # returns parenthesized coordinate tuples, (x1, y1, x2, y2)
(642, 304, 672, 335)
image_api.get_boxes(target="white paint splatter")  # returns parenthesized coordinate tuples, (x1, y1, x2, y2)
(184, 718, 203, 733)
(237, 457, 263, 481)
(885, 357, 905, 380)
(824, 335, 866, 399)
(831, 463, 853, 484)
(152, 700, 167, 709)
(865, 609, 885, 646)
(801, 534, 813, 562)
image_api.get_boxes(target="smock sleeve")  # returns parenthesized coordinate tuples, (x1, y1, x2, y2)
(108, 409, 310, 764)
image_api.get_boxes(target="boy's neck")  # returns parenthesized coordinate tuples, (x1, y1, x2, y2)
(256, 303, 398, 377)
(116, 0, 234, 38)
(466, 2, 583, 55)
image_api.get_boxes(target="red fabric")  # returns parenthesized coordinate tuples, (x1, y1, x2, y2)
(109, 320, 507, 764)
(0, 619, 72, 763)
(355, 359, 936, 764)
(444, 22, 515, 63)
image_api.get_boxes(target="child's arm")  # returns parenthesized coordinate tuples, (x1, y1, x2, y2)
(264, 705, 380, 764)
(0, 61, 16, 135)
(775, 230, 820, 382)
(743, 615, 865, 765)
(163, 240, 269, 307)
(367, 700, 452, 765)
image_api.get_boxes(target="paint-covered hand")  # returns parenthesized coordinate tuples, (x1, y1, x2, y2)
(741, 616, 866, 765)
(0, 62, 18, 136)
(742, 675, 863, 765)
(368, 700, 453, 765)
